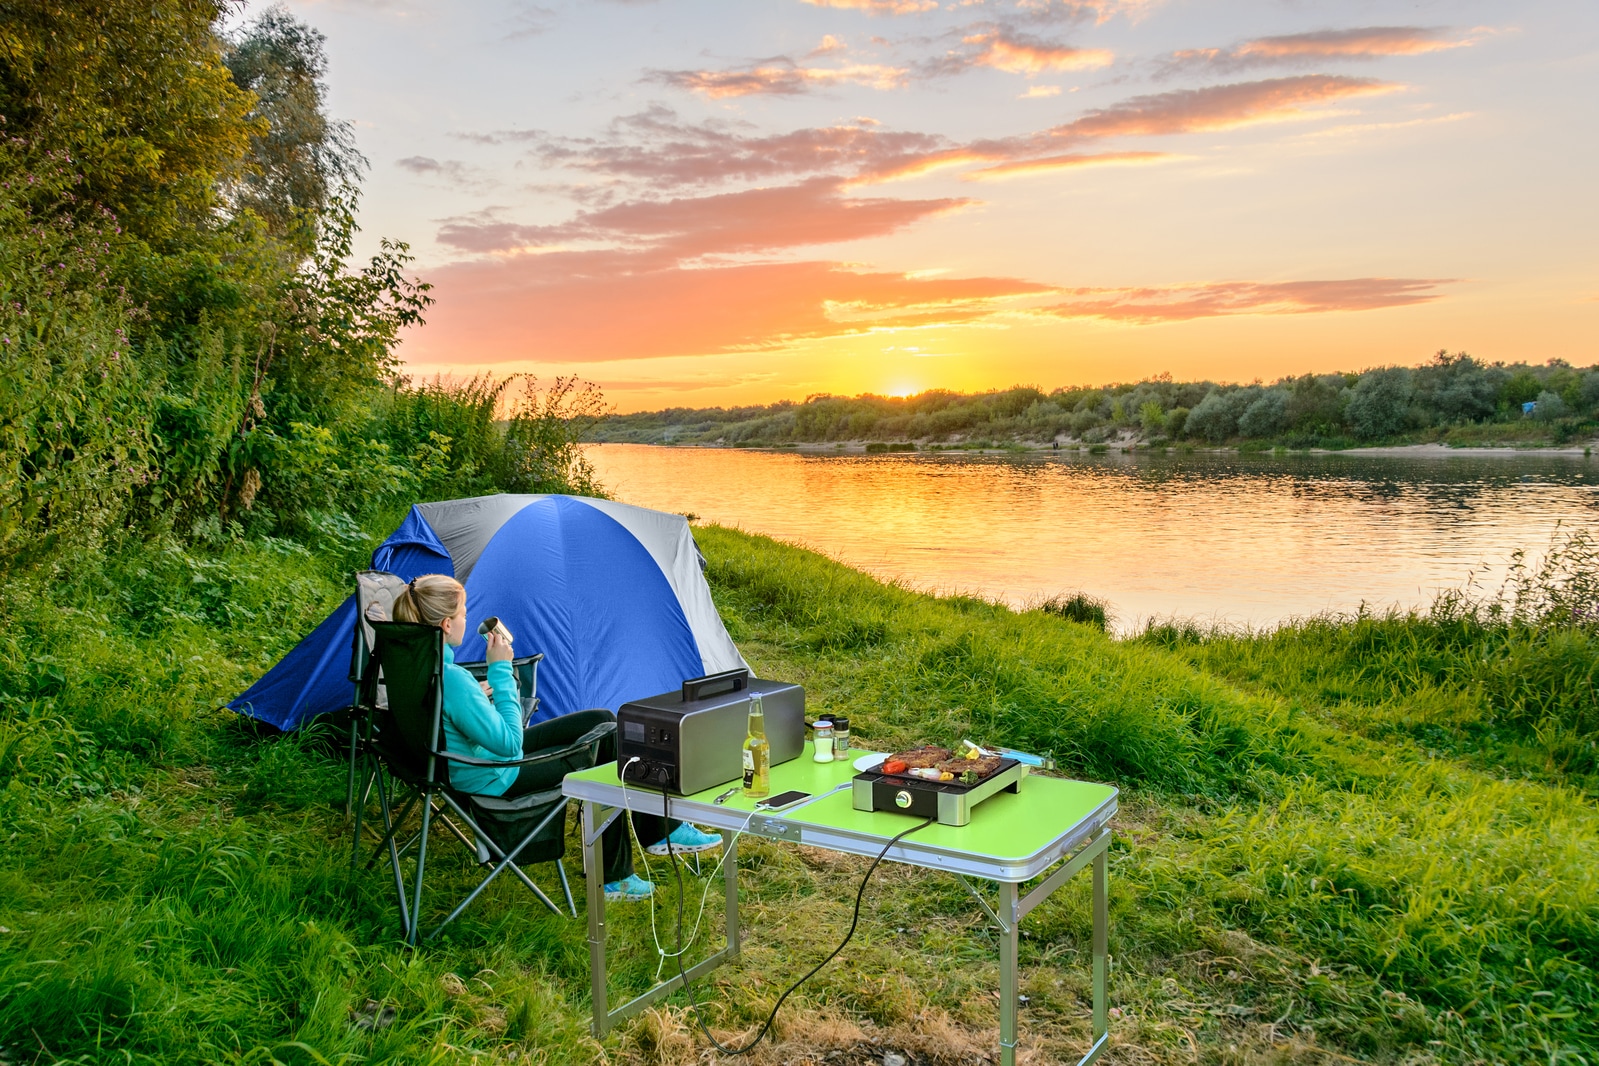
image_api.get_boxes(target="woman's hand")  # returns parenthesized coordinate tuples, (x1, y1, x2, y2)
(485, 629, 513, 663)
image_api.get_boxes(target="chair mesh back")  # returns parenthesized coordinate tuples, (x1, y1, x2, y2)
(351, 570, 412, 685)
(371, 621, 444, 777)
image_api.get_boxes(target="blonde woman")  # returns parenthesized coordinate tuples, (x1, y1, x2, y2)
(392, 574, 718, 902)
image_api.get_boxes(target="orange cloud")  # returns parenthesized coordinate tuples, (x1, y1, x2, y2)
(404, 265, 1456, 365)
(656, 61, 908, 98)
(964, 150, 1171, 180)
(801, 0, 937, 13)
(404, 253, 1050, 364)
(526, 76, 1400, 195)
(1041, 278, 1454, 323)
(1050, 75, 1400, 141)
(964, 32, 1114, 74)
(1165, 26, 1478, 75)
(438, 178, 971, 256)
(1240, 26, 1475, 59)
(526, 110, 948, 186)
(1013, 0, 1154, 23)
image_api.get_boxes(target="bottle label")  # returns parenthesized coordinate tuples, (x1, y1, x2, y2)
(742, 748, 754, 787)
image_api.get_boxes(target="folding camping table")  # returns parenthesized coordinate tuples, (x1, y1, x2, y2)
(561, 755, 1118, 1066)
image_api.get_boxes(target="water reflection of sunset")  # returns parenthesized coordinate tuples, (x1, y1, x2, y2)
(587, 445, 1599, 632)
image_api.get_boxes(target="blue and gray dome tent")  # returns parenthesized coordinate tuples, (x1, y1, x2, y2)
(229, 494, 749, 732)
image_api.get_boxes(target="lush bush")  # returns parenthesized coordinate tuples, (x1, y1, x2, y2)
(0, 4, 606, 573)
(594, 351, 1598, 449)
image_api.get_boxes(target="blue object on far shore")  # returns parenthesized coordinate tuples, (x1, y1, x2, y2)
(228, 494, 749, 732)
(1523, 400, 1537, 415)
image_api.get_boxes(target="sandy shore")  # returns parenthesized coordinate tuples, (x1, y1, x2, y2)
(607, 439, 1598, 458)
(1340, 442, 1595, 459)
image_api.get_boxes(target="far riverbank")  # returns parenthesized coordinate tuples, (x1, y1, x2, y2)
(643, 438, 1599, 459)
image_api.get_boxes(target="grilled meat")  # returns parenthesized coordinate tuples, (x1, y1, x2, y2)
(890, 745, 952, 770)
(938, 755, 1004, 778)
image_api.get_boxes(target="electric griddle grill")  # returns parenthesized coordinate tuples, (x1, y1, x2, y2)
(852, 757, 1029, 826)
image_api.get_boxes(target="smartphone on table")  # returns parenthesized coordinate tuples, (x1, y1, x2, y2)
(755, 790, 811, 812)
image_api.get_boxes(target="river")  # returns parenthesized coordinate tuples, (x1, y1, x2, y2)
(586, 444, 1599, 632)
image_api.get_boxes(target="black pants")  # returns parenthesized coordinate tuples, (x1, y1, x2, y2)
(501, 708, 676, 883)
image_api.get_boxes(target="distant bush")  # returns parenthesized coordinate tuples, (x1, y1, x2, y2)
(592, 352, 1598, 450)
(1345, 366, 1414, 439)
(1533, 390, 1569, 422)
(1237, 387, 1290, 438)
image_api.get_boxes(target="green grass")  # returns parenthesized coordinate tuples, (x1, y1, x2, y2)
(2, 524, 1596, 1064)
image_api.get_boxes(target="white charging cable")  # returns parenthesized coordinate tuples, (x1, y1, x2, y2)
(616, 758, 759, 980)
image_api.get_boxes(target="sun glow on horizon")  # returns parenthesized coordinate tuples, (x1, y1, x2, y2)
(338, 0, 1595, 409)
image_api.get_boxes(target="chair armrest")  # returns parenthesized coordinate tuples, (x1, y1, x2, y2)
(437, 720, 615, 770)
(457, 652, 546, 677)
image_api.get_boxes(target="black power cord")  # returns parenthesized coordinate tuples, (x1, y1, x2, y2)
(661, 785, 935, 1056)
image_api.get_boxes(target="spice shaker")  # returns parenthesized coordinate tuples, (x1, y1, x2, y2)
(831, 715, 850, 753)
(812, 720, 835, 763)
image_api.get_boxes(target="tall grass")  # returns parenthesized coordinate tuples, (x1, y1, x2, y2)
(1143, 530, 1599, 792)
(698, 525, 1599, 1061)
(2, 522, 1595, 1064)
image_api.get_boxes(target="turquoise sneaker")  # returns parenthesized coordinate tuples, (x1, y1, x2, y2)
(603, 874, 653, 902)
(645, 823, 724, 856)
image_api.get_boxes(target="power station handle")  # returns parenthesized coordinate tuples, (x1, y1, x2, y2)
(681, 668, 748, 702)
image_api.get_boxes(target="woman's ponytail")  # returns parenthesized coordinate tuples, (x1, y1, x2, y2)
(390, 574, 464, 626)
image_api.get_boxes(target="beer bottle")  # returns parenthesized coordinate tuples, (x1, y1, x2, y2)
(742, 691, 770, 798)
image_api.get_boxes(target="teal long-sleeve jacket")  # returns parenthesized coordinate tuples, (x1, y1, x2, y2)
(441, 643, 521, 796)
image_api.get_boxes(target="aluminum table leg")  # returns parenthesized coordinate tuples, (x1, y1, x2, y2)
(723, 827, 740, 961)
(582, 800, 611, 1036)
(1093, 845, 1108, 1049)
(997, 881, 1020, 1066)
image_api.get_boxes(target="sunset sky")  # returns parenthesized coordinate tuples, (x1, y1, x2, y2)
(261, 0, 1597, 411)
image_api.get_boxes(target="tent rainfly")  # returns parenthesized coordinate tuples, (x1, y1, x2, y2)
(229, 494, 749, 732)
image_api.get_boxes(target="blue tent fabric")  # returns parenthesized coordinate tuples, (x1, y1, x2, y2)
(229, 596, 362, 731)
(453, 497, 701, 724)
(227, 494, 749, 732)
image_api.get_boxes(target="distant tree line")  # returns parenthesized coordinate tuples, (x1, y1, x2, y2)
(593, 354, 1599, 450)
(1, 2, 602, 568)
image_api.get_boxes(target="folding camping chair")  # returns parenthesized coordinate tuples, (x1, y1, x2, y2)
(346, 569, 544, 828)
(353, 620, 613, 945)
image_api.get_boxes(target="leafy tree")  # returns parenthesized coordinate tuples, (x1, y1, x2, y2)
(224, 5, 363, 255)
(0, 0, 256, 248)
(1414, 351, 1505, 425)
(1581, 372, 1599, 417)
(1184, 387, 1259, 443)
(1503, 371, 1542, 407)
(1532, 391, 1568, 423)
(1238, 388, 1290, 438)
(1138, 400, 1166, 434)
(1285, 374, 1344, 436)
(0, 149, 149, 555)
(1344, 367, 1414, 440)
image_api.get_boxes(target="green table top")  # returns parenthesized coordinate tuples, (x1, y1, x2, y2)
(562, 752, 1117, 882)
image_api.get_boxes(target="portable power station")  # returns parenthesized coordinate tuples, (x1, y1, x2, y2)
(617, 669, 804, 795)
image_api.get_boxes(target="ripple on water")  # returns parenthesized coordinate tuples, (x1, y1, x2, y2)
(586, 445, 1599, 632)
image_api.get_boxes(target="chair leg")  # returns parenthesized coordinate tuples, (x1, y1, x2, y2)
(367, 790, 420, 871)
(345, 716, 358, 820)
(410, 793, 434, 946)
(425, 793, 567, 939)
(558, 859, 576, 917)
(349, 751, 366, 874)
(375, 768, 410, 938)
